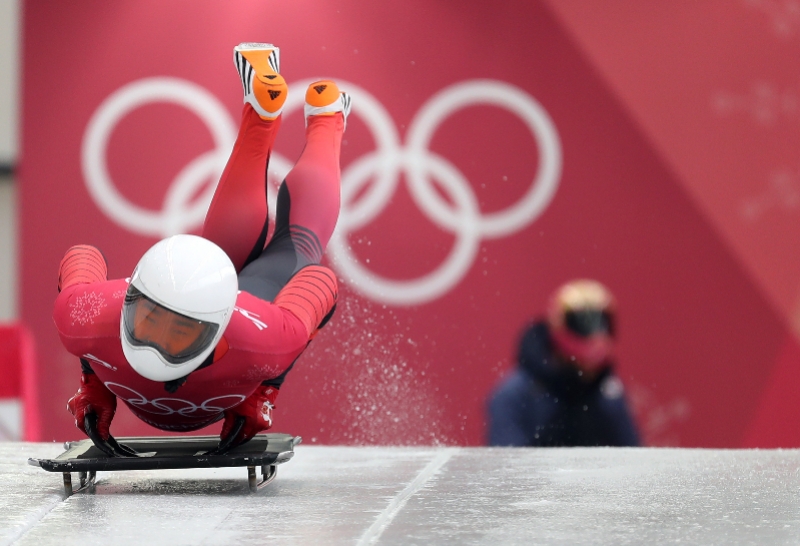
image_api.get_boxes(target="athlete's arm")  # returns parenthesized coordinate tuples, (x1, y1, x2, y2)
(53, 246, 123, 349)
(228, 264, 338, 377)
(54, 245, 118, 439)
(58, 245, 108, 292)
(66, 359, 117, 440)
(273, 265, 338, 338)
(218, 266, 338, 446)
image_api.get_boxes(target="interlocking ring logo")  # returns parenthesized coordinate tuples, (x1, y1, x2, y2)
(104, 381, 245, 417)
(82, 77, 561, 305)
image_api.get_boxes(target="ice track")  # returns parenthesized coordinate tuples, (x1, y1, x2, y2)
(2, 443, 799, 545)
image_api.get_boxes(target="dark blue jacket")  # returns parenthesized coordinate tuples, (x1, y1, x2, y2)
(488, 321, 640, 447)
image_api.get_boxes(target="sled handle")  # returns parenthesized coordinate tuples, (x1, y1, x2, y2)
(207, 416, 246, 456)
(84, 413, 139, 458)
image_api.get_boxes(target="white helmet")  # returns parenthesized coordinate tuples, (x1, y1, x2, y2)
(120, 234, 238, 382)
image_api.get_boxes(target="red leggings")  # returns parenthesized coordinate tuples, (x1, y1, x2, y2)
(202, 104, 343, 300)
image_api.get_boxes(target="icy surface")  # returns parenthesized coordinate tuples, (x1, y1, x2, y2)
(1, 443, 799, 545)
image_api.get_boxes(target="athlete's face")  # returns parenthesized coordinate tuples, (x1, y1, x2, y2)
(132, 298, 207, 356)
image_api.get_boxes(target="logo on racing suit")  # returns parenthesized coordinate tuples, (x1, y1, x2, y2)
(82, 353, 117, 372)
(234, 306, 268, 330)
(104, 381, 245, 417)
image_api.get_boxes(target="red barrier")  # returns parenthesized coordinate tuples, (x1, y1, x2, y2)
(0, 324, 40, 441)
(0, 327, 21, 400)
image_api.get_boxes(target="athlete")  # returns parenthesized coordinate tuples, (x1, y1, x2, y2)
(54, 43, 351, 448)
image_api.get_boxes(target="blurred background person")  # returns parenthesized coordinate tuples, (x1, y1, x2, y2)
(487, 279, 640, 447)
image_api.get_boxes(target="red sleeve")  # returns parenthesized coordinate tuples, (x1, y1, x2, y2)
(273, 265, 337, 337)
(53, 279, 128, 356)
(222, 291, 314, 379)
(58, 245, 108, 292)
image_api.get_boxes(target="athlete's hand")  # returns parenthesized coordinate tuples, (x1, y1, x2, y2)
(66, 373, 117, 440)
(220, 385, 279, 447)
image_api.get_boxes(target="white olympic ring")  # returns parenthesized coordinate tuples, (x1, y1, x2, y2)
(81, 77, 561, 305)
(81, 77, 237, 237)
(104, 382, 245, 417)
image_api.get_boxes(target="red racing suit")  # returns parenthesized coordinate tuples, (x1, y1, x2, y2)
(54, 279, 310, 431)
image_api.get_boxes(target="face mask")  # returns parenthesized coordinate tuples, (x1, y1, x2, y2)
(551, 328, 613, 371)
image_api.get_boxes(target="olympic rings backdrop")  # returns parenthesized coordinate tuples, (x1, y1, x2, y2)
(19, 0, 800, 446)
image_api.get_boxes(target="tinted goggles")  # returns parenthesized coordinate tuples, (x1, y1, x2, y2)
(563, 309, 613, 338)
(122, 286, 219, 364)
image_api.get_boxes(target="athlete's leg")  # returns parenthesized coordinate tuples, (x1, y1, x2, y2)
(201, 43, 286, 272)
(277, 104, 345, 255)
(239, 81, 349, 300)
(202, 106, 280, 271)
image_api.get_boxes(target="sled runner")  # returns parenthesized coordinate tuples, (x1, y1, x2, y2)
(28, 415, 300, 496)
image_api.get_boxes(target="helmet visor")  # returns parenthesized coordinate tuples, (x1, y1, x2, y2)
(564, 309, 613, 338)
(122, 286, 219, 364)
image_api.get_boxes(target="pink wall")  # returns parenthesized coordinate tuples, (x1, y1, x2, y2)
(20, 0, 800, 446)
